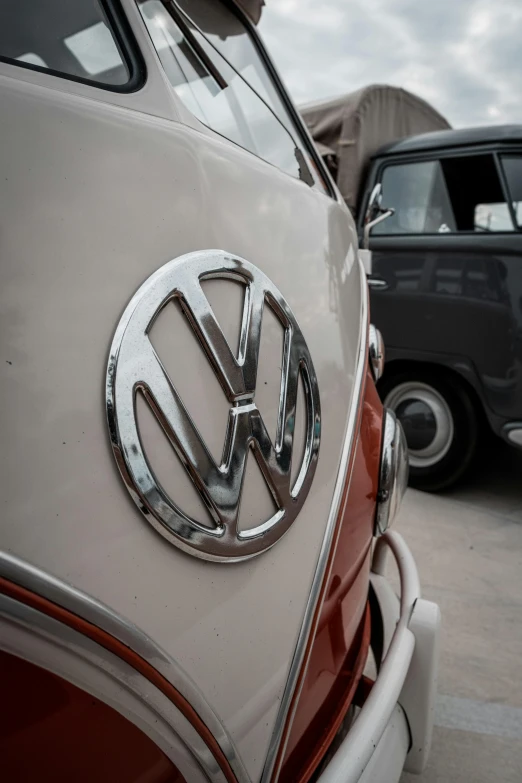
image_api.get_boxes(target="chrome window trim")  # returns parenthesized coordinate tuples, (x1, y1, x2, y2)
(0, 595, 213, 783)
(260, 259, 369, 782)
(0, 551, 251, 783)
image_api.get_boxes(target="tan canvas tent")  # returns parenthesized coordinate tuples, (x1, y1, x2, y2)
(193, 0, 264, 33)
(301, 85, 451, 212)
(236, 0, 265, 23)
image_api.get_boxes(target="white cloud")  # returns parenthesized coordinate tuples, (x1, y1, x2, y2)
(468, 9, 491, 38)
(258, 0, 522, 127)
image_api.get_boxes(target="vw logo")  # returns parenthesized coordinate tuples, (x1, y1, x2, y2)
(106, 250, 321, 562)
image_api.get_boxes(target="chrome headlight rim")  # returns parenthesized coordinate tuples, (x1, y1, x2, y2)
(375, 408, 409, 536)
(369, 324, 385, 382)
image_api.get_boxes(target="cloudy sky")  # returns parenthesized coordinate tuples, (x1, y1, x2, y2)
(258, 0, 522, 128)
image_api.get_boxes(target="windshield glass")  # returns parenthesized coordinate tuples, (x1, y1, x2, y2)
(139, 0, 310, 182)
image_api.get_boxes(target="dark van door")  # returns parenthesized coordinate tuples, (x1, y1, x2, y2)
(365, 148, 522, 490)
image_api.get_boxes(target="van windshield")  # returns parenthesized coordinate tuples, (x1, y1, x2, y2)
(138, 0, 313, 184)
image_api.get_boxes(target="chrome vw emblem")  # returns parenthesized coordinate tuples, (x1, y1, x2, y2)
(106, 250, 320, 562)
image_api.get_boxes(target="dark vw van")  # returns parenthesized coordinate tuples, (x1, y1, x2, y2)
(303, 88, 522, 491)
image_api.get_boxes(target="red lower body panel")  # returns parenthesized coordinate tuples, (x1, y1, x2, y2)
(279, 370, 383, 782)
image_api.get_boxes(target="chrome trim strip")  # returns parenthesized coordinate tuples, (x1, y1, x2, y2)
(374, 409, 409, 537)
(0, 551, 251, 783)
(260, 258, 369, 782)
(368, 324, 385, 382)
(0, 595, 213, 783)
(318, 531, 420, 783)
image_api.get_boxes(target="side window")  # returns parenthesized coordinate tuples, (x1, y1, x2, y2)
(0, 0, 136, 88)
(372, 161, 456, 235)
(501, 156, 522, 228)
(373, 154, 514, 235)
(137, 0, 313, 184)
(442, 155, 512, 233)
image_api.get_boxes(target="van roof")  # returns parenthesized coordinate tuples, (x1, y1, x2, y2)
(377, 124, 522, 157)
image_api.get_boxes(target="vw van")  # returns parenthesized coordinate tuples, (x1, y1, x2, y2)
(303, 87, 522, 491)
(0, 5, 439, 782)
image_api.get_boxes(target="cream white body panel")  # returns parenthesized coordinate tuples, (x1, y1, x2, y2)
(0, 31, 362, 782)
(318, 532, 440, 783)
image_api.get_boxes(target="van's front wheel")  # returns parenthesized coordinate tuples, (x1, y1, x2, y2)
(379, 370, 478, 492)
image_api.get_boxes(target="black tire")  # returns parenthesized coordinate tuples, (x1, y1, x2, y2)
(378, 368, 479, 492)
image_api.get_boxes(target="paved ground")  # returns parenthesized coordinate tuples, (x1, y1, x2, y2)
(393, 438, 522, 783)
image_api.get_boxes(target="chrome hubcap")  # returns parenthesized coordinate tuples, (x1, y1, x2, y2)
(384, 381, 454, 468)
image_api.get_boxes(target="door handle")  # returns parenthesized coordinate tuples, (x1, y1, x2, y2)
(368, 276, 389, 291)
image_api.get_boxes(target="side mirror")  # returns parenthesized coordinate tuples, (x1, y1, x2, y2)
(363, 183, 394, 250)
(366, 183, 383, 223)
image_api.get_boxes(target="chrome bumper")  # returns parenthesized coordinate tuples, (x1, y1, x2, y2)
(318, 531, 441, 783)
(501, 422, 522, 448)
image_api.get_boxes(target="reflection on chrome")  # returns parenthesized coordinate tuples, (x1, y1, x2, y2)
(369, 324, 385, 381)
(106, 250, 321, 562)
(375, 409, 409, 536)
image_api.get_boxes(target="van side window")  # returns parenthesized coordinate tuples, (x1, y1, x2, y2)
(0, 0, 134, 88)
(373, 155, 514, 235)
(137, 1, 313, 184)
(501, 156, 522, 228)
(372, 161, 456, 235)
